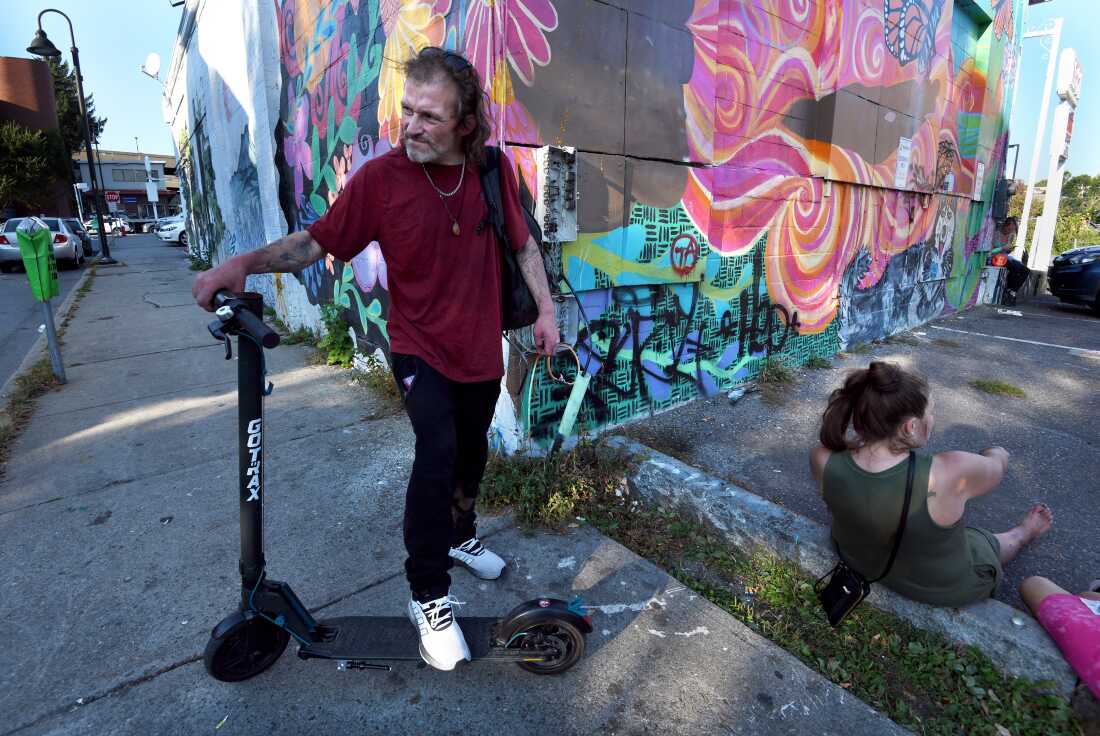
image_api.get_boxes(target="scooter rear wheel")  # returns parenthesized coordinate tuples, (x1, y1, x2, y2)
(513, 618, 586, 675)
(204, 612, 290, 682)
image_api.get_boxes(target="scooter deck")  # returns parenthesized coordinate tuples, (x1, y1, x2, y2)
(299, 616, 501, 661)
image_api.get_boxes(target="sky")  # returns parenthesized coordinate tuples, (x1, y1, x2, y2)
(1009, 0, 1098, 179)
(0, 0, 183, 156)
(0, 0, 1094, 175)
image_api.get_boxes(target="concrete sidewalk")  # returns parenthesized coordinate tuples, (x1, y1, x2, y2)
(0, 235, 906, 736)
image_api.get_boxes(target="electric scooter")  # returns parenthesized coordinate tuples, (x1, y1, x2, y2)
(201, 291, 591, 682)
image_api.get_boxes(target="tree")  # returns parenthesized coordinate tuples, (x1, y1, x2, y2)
(0, 121, 70, 214)
(48, 58, 106, 161)
(1008, 173, 1100, 256)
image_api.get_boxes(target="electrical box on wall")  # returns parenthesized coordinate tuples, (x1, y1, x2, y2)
(533, 144, 580, 348)
(535, 145, 578, 244)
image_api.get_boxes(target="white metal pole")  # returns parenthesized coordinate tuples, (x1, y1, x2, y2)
(1031, 99, 1071, 270)
(1014, 19, 1063, 259)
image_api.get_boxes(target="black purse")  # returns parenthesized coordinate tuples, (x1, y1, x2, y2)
(478, 146, 540, 330)
(816, 452, 916, 627)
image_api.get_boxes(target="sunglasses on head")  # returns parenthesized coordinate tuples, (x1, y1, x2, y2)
(418, 46, 472, 73)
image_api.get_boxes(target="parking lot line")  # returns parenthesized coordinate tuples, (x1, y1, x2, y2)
(929, 325, 1100, 359)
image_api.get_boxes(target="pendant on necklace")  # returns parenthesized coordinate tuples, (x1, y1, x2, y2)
(451, 222, 460, 236)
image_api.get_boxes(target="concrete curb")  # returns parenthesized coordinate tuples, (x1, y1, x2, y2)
(606, 435, 1078, 698)
(0, 262, 96, 408)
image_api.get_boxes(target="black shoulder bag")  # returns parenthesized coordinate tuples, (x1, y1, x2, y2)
(478, 145, 540, 330)
(815, 451, 916, 627)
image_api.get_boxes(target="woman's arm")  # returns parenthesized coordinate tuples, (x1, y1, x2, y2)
(808, 445, 832, 495)
(932, 446, 1008, 501)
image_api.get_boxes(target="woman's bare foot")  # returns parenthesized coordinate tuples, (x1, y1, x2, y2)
(993, 504, 1052, 565)
(1019, 503, 1053, 544)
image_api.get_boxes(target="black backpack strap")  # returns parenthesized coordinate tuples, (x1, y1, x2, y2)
(478, 145, 510, 250)
(869, 451, 916, 583)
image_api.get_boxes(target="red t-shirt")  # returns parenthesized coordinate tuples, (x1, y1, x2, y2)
(308, 147, 530, 382)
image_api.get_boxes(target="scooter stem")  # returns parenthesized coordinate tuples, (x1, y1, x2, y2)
(236, 293, 267, 592)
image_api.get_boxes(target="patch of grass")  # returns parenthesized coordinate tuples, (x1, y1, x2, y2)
(848, 342, 873, 354)
(757, 357, 795, 403)
(352, 354, 402, 407)
(805, 355, 832, 369)
(758, 356, 795, 384)
(316, 303, 355, 367)
(932, 337, 961, 348)
(481, 440, 633, 528)
(884, 332, 921, 346)
(188, 254, 211, 271)
(280, 326, 314, 345)
(970, 379, 1027, 399)
(74, 268, 95, 300)
(483, 447, 1083, 736)
(263, 308, 316, 347)
(0, 359, 61, 478)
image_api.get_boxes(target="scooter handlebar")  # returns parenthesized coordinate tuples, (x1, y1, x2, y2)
(214, 290, 281, 349)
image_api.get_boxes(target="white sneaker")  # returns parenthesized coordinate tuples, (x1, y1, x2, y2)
(407, 595, 470, 671)
(449, 537, 506, 579)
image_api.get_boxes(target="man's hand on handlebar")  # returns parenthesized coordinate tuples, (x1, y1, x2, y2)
(193, 257, 249, 312)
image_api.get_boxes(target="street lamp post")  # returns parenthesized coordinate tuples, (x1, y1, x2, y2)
(27, 8, 116, 264)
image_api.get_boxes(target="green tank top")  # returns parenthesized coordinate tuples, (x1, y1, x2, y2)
(822, 451, 1001, 607)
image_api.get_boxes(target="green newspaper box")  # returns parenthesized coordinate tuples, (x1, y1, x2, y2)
(16, 217, 59, 302)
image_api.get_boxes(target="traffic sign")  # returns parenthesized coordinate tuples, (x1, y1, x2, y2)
(105, 190, 120, 203)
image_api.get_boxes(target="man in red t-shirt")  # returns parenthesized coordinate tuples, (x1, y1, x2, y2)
(193, 47, 559, 671)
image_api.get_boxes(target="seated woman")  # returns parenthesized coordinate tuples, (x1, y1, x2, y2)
(1020, 576, 1100, 701)
(808, 361, 1052, 607)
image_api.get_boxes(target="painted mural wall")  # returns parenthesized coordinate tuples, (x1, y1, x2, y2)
(168, 0, 1023, 450)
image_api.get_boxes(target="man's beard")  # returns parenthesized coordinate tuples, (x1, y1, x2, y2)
(404, 137, 440, 163)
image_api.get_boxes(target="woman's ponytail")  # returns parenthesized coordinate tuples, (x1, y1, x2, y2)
(818, 361, 929, 450)
(819, 387, 856, 451)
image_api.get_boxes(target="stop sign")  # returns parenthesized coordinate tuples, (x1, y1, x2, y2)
(105, 190, 120, 203)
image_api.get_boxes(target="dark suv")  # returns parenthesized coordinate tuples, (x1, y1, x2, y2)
(1048, 245, 1100, 314)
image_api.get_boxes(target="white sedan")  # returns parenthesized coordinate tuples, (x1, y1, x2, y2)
(156, 217, 187, 247)
(0, 217, 86, 271)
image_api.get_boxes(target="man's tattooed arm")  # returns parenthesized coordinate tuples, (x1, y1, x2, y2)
(245, 230, 326, 274)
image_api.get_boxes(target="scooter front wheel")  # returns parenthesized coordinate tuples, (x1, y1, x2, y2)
(511, 618, 586, 675)
(204, 611, 290, 682)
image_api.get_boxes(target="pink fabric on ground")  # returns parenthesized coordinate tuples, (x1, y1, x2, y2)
(1037, 594, 1100, 700)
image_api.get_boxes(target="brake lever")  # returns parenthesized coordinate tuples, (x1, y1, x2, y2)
(208, 320, 233, 360)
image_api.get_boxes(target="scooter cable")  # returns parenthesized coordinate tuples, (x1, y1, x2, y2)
(237, 331, 275, 396)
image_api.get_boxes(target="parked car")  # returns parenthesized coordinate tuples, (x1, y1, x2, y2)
(1048, 245, 1100, 314)
(0, 216, 86, 272)
(63, 218, 96, 257)
(85, 216, 131, 235)
(146, 215, 178, 233)
(156, 216, 187, 247)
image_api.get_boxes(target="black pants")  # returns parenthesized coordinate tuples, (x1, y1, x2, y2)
(391, 353, 501, 600)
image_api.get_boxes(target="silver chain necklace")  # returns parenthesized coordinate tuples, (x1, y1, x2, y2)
(421, 162, 466, 236)
(421, 161, 465, 197)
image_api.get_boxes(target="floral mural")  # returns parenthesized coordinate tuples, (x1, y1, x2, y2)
(172, 0, 1024, 449)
